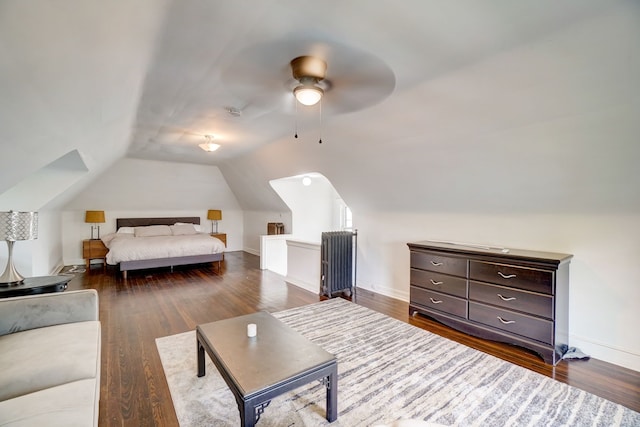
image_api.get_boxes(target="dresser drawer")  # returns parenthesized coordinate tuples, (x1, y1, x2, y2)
(469, 302, 553, 344)
(410, 268, 467, 298)
(469, 281, 553, 319)
(411, 286, 467, 318)
(469, 261, 553, 294)
(410, 251, 467, 277)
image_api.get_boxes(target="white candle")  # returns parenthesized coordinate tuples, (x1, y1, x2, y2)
(247, 323, 257, 337)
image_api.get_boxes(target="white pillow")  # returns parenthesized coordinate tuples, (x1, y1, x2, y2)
(101, 233, 117, 246)
(170, 224, 198, 235)
(117, 226, 135, 234)
(134, 225, 172, 237)
(175, 222, 202, 232)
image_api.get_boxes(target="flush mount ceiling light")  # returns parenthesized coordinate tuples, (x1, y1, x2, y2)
(291, 56, 326, 106)
(199, 135, 220, 152)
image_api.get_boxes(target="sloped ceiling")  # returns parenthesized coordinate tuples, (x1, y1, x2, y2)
(0, 0, 169, 208)
(1, 0, 638, 214)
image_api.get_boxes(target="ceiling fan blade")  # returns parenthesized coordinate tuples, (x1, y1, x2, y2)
(221, 35, 396, 116)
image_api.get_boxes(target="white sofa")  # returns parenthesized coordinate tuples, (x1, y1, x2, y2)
(0, 290, 101, 426)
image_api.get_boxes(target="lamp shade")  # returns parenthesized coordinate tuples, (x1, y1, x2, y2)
(207, 210, 222, 221)
(0, 211, 38, 241)
(85, 210, 105, 223)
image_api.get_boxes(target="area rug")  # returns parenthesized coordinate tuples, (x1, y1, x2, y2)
(156, 298, 639, 426)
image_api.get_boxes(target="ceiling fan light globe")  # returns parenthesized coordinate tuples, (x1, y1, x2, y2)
(199, 142, 220, 152)
(294, 85, 323, 106)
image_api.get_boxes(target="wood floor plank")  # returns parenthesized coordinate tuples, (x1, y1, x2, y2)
(65, 251, 639, 426)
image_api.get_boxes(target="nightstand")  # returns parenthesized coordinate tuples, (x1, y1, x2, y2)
(211, 233, 227, 261)
(83, 239, 108, 271)
(210, 233, 227, 247)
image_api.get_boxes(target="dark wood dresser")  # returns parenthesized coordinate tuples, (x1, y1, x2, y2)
(407, 241, 572, 365)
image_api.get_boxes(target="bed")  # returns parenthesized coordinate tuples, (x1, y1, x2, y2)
(103, 217, 225, 279)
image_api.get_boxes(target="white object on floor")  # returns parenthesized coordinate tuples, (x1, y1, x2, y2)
(562, 346, 590, 360)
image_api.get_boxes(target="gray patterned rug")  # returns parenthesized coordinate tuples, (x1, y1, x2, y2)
(156, 298, 639, 426)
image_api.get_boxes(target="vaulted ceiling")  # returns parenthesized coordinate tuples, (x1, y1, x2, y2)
(1, 0, 638, 213)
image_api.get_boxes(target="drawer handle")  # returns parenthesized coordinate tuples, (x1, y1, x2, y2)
(430, 279, 443, 285)
(497, 316, 515, 325)
(497, 294, 516, 301)
(430, 261, 443, 266)
(498, 272, 517, 279)
(429, 298, 443, 304)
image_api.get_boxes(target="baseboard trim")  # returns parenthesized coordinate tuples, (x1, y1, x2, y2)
(50, 262, 65, 275)
(357, 283, 409, 303)
(285, 275, 317, 294)
(243, 248, 260, 256)
(570, 334, 640, 372)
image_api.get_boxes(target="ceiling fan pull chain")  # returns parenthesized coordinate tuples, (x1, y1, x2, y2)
(318, 98, 323, 144)
(294, 97, 299, 139)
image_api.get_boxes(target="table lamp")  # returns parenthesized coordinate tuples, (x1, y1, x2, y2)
(0, 211, 38, 284)
(85, 210, 105, 240)
(207, 210, 222, 234)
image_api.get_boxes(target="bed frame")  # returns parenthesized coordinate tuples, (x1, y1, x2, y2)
(115, 217, 224, 279)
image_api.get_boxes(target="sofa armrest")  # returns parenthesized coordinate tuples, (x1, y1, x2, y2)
(0, 289, 98, 336)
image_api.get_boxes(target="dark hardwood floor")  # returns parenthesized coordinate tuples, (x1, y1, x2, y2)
(65, 251, 639, 426)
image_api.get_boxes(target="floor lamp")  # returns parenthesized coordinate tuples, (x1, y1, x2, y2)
(0, 211, 38, 284)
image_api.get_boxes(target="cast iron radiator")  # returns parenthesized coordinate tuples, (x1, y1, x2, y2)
(320, 230, 357, 298)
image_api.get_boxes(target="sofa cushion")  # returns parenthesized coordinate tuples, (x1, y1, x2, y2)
(0, 321, 100, 401)
(0, 290, 98, 336)
(0, 378, 98, 426)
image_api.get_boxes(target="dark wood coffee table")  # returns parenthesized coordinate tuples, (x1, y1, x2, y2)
(196, 311, 338, 426)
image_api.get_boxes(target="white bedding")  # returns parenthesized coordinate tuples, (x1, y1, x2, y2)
(104, 233, 225, 265)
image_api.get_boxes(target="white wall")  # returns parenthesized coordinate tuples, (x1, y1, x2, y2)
(269, 174, 342, 242)
(352, 211, 640, 371)
(286, 239, 321, 293)
(259, 235, 291, 275)
(256, 174, 345, 281)
(30, 210, 64, 275)
(242, 211, 292, 255)
(62, 158, 243, 265)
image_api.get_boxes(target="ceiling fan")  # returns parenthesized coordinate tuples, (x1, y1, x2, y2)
(221, 38, 396, 116)
(290, 55, 328, 106)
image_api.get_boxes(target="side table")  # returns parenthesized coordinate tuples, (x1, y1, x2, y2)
(210, 233, 227, 247)
(0, 275, 73, 298)
(211, 233, 227, 260)
(83, 239, 108, 272)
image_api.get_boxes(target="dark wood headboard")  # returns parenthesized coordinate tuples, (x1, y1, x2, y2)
(116, 217, 201, 229)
